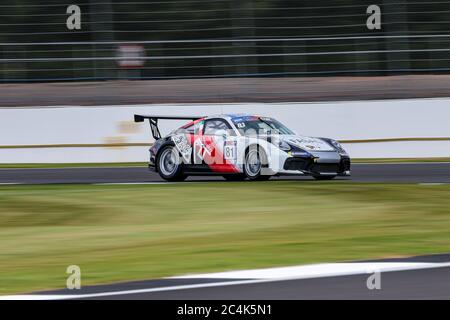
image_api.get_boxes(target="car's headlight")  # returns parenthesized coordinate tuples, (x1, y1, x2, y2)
(278, 140, 291, 151)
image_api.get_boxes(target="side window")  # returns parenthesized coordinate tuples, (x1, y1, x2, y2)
(203, 119, 233, 135)
(180, 121, 202, 134)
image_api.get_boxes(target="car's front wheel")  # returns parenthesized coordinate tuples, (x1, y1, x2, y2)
(156, 145, 187, 182)
(243, 146, 271, 181)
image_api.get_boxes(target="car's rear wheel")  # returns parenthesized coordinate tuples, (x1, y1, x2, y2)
(156, 145, 187, 182)
(312, 175, 336, 181)
(243, 146, 271, 181)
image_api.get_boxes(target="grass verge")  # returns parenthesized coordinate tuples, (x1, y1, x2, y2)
(1, 182, 450, 294)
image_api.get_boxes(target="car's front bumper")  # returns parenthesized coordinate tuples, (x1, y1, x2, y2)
(279, 152, 351, 176)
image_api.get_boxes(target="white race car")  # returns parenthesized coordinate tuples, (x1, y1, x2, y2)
(134, 114, 351, 181)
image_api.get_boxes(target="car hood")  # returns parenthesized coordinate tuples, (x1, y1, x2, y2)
(281, 135, 335, 152)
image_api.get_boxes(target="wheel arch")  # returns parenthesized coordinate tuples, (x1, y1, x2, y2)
(154, 140, 177, 173)
(244, 143, 269, 167)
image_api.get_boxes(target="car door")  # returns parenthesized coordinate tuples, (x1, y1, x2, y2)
(200, 119, 239, 173)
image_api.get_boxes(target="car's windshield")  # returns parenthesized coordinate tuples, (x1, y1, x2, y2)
(231, 116, 295, 136)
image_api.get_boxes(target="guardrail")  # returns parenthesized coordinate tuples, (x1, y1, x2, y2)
(1, 35, 450, 81)
(1, 0, 450, 82)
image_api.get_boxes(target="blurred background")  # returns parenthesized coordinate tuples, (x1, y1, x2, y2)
(1, 0, 449, 82)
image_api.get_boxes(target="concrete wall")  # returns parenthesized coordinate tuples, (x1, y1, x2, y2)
(1, 98, 449, 163)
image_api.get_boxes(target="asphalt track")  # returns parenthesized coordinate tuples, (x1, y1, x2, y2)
(81, 266, 450, 300)
(24, 254, 450, 300)
(66, 267, 450, 300)
(1, 162, 450, 184)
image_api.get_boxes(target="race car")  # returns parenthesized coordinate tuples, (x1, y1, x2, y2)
(134, 114, 351, 181)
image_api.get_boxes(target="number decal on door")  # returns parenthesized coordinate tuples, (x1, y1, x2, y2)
(224, 141, 237, 161)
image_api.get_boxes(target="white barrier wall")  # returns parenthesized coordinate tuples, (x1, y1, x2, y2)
(0, 98, 450, 163)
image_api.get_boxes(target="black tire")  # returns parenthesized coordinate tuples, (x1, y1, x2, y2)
(243, 145, 271, 181)
(156, 145, 187, 182)
(223, 174, 246, 181)
(312, 175, 336, 181)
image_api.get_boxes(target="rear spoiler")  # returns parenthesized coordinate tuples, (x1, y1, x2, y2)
(134, 114, 203, 140)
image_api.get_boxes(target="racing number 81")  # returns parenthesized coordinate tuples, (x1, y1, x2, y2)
(224, 143, 236, 161)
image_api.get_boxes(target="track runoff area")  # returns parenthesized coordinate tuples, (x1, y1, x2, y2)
(0, 162, 450, 184)
(1, 161, 450, 302)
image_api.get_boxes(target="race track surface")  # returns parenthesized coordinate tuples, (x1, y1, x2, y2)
(80, 267, 450, 300)
(1, 162, 450, 184)
(30, 254, 450, 300)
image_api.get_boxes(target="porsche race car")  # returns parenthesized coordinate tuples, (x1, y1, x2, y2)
(134, 114, 351, 181)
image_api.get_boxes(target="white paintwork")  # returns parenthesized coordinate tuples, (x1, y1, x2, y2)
(170, 262, 444, 279)
(0, 98, 450, 163)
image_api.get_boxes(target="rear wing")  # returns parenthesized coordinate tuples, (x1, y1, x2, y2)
(134, 114, 203, 140)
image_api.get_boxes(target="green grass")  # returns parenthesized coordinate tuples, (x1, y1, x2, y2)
(1, 182, 450, 294)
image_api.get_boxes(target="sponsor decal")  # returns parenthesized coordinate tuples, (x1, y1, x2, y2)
(193, 137, 206, 163)
(287, 138, 334, 151)
(290, 151, 311, 157)
(172, 134, 192, 163)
